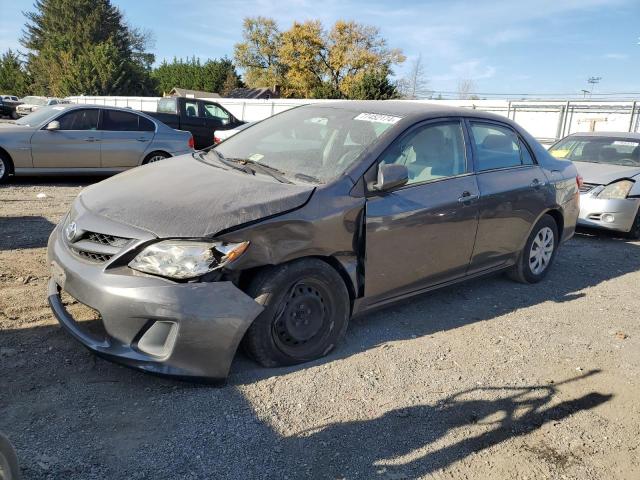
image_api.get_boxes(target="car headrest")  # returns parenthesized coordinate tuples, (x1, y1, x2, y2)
(631, 145, 640, 160)
(600, 147, 617, 161)
(581, 142, 602, 160)
(482, 134, 512, 152)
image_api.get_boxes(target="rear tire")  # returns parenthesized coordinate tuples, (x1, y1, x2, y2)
(508, 214, 559, 284)
(242, 259, 350, 367)
(142, 151, 170, 164)
(627, 207, 640, 240)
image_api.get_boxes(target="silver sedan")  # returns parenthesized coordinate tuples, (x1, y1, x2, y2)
(549, 132, 640, 238)
(0, 104, 194, 183)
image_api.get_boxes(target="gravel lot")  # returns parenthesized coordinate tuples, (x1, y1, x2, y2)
(1, 176, 639, 480)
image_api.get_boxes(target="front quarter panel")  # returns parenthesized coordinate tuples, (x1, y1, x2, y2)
(0, 129, 35, 168)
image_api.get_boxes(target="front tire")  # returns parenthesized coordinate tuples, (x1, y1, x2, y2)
(627, 207, 640, 240)
(509, 214, 559, 284)
(0, 432, 21, 480)
(0, 153, 11, 184)
(242, 259, 350, 367)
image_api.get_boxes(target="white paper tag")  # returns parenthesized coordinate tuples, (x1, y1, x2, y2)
(354, 113, 402, 125)
(612, 140, 638, 147)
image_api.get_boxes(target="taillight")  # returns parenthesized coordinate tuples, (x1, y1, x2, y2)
(188, 136, 194, 149)
(576, 175, 584, 189)
(214, 136, 222, 144)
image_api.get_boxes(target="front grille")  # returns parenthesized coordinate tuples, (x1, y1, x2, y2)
(73, 249, 113, 263)
(68, 229, 131, 264)
(85, 232, 129, 248)
(579, 183, 599, 193)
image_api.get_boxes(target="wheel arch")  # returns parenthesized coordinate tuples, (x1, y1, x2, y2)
(142, 150, 172, 165)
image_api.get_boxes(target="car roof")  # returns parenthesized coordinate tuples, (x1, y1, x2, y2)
(566, 131, 640, 140)
(310, 100, 509, 123)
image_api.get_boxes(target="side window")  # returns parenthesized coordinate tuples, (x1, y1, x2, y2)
(470, 123, 525, 171)
(57, 109, 99, 130)
(139, 116, 155, 132)
(379, 121, 467, 185)
(185, 101, 199, 118)
(203, 103, 230, 121)
(102, 110, 141, 131)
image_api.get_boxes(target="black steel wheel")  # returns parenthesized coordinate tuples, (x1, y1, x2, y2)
(243, 259, 350, 367)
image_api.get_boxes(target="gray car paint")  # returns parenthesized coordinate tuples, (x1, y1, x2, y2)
(0, 104, 192, 176)
(47, 101, 579, 380)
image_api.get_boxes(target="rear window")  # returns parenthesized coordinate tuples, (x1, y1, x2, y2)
(157, 97, 178, 114)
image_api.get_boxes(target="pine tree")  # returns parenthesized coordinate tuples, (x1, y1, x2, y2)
(21, 0, 155, 96)
(0, 50, 29, 97)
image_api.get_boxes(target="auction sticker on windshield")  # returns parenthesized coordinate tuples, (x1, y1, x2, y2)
(354, 113, 402, 124)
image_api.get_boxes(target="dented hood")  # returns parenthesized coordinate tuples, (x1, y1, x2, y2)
(79, 154, 315, 237)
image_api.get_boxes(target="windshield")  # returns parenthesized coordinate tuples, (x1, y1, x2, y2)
(549, 136, 640, 167)
(20, 96, 48, 106)
(212, 106, 398, 183)
(15, 105, 68, 127)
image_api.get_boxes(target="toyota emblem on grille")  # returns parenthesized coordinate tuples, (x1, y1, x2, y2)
(65, 221, 78, 242)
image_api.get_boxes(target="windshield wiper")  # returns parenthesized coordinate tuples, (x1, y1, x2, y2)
(227, 158, 293, 184)
(198, 150, 251, 173)
(294, 173, 321, 184)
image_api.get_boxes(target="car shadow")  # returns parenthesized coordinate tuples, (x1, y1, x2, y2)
(3, 175, 108, 188)
(0, 216, 56, 250)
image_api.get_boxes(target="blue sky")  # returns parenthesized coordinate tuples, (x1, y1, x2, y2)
(1, 0, 638, 97)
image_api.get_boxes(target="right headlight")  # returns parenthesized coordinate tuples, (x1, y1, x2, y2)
(596, 180, 634, 200)
(128, 240, 249, 280)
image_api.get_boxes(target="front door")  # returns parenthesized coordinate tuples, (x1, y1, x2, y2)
(364, 120, 480, 302)
(465, 120, 548, 273)
(31, 108, 101, 168)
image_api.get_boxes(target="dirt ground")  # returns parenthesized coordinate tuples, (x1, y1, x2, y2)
(1, 177, 639, 480)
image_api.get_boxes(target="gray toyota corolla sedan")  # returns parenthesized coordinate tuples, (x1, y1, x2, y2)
(548, 132, 640, 238)
(47, 101, 580, 381)
(0, 104, 194, 182)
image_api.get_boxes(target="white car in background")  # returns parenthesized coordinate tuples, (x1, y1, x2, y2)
(213, 122, 254, 145)
(16, 96, 65, 116)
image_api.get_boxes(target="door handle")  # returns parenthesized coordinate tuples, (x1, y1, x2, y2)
(136, 137, 149, 142)
(458, 191, 479, 203)
(85, 137, 98, 142)
(530, 178, 542, 189)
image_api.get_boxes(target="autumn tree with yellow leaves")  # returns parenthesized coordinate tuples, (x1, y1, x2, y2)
(234, 17, 405, 99)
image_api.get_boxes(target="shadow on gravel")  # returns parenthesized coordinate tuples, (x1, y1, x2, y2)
(280, 370, 611, 478)
(0, 216, 56, 250)
(3, 175, 107, 188)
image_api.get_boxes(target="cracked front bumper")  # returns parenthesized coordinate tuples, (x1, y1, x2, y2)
(578, 195, 640, 233)
(47, 223, 263, 381)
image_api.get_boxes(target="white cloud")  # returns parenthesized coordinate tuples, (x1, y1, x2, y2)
(604, 53, 629, 60)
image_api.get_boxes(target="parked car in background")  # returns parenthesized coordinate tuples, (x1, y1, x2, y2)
(16, 96, 63, 116)
(549, 132, 640, 238)
(0, 104, 194, 183)
(0, 96, 21, 119)
(145, 96, 244, 149)
(213, 121, 254, 144)
(47, 101, 579, 381)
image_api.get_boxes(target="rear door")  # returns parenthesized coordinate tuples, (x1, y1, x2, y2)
(99, 109, 155, 167)
(31, 108, 101, 168)
(364, 119, 480, 302)
(466, 120, 547, 273)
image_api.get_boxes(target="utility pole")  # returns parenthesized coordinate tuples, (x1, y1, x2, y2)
(587, 77, 602, 98)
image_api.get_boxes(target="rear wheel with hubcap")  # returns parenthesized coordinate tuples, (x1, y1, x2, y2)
(242, 259, 350, 367)
(0, 153, 11, 184)
(142, 151, 170, 164)
(509, 214, 559, 284)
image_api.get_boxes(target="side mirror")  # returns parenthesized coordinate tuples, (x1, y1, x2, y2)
(373, 164, 409, 192)
(45, 121, 60, 131)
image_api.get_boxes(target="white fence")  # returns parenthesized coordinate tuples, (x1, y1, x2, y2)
(68, 96, 640, 145)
